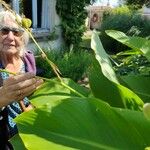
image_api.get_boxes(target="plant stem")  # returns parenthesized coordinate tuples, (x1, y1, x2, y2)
(0, 69, 85, 98)
(26, 29, 62, 81)
(0, 69, 16, 75)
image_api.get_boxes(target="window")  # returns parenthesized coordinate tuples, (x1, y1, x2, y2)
(11, 0, 55, 37)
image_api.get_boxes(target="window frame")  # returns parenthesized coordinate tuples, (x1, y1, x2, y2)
(12, 0, 55, 38)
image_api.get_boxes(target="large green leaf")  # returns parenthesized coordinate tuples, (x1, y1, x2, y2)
(10, 30, 150, 150)
(90, 31, 144, 110)
(11, 90, 150, 150)
(119, 75, 150, 103)
(105, 30, 150, 61)
(30, 78, 91, 107)
(91, 30, 119, 84)
(89, 59, 143, 110)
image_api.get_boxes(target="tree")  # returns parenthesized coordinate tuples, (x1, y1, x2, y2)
(124, 0, 150, 9)
(56, 0, 91, 49)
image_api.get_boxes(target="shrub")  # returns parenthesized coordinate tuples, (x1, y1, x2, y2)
(56, 0, 90, 49)
(35, 49, 92, 82)
(113, 54, 150, 76)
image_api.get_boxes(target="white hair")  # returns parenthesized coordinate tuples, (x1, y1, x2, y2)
(0, 10, 30, 56)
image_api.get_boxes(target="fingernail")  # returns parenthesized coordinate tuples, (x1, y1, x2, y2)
(37, 79, 44, 83)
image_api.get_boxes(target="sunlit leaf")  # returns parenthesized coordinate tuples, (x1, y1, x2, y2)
(120, 75, 150, 103)
(89, 59, 143, 110)
(90, 31, 144, 110)
(11, 93, 150, 150)
(91, 30, 119, 84)
(106, 30, 150, 61)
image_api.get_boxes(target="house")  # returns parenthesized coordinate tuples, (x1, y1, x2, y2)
(0, 0, 63, 51)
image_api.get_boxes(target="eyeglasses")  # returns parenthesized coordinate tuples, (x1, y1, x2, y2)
(0, 26, 24, 37)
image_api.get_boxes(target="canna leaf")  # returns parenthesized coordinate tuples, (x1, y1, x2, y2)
(89, 58, 144, 110)
(90, 30, 144, 110)
(106, 30, 150, 62)
(11, 88, 150, 149)
(91, 30, 119, 84)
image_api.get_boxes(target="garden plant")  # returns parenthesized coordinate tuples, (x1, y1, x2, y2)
(0, 1, 150, 149)
(100, 5, 150, 53)
(10, 30, 150, 149)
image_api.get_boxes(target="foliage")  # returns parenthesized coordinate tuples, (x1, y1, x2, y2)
(105, 30, 150, 61)
(100, 6, 150, 53)
(35, 49, 92, 82)
(11, 30, 150, 149)
(102, 5, 132, 21)
(123, 0, 150, 9)
(106, 29, 150, 102)
(113, 54, 150, 76)
(90, 31, 143, 110)
(112, 5, 132, 15)
(56, 0, 91, 49)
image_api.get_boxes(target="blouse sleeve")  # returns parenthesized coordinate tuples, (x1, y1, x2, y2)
(23, 51, 36, 75)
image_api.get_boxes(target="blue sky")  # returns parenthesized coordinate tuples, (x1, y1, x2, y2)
(93, 0, 119, 7)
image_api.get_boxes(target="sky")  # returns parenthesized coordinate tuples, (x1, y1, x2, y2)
(93, 0, 119, 7)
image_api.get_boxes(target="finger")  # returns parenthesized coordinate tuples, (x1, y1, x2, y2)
(9, 78, 43, 92)
(8, 78, 37, 91)
(2, 86, 22, 103)
(35, 79, 44, 89)
(4, 72, 35, 85)
(3, 77, 37, 95)
(16, 85, 36, 101)
(16, 79, 43, 101)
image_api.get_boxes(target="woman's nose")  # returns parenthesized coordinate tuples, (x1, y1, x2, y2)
(6, 31, 15, 40)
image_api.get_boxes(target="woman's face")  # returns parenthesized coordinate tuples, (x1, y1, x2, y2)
(0, 17, 24, 56)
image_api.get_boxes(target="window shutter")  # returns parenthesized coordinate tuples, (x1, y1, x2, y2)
(32, 0, 38, 28)
(49, 0, 55, 31)
(12, 0, 19, 14)
(41, 0, 55, 31)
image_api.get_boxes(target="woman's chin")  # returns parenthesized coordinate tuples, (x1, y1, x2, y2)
(2, 49, 18, 56)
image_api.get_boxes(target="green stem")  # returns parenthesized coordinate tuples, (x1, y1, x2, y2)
(27, 29, 45, 56)
(0, 69, 85, 98)
(0, 69, 16, 75)
(26, 29, 62, 81)
(61, 81, 85, 98)
(35, 76, 85, 98)
(25, 30, 85, 98)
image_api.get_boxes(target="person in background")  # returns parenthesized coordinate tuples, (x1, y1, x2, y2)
(0, 10, 43, 149)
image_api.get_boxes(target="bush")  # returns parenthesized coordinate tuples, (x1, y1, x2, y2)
(112, 54, 150, 76)
(35, 49, 92, 82)
(56, 0, 90, 49)
(100, 14, 132, 53)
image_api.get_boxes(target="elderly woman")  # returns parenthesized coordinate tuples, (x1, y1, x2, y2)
(0, 10, 43, 149)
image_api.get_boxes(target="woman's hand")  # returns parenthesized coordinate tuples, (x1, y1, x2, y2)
(0, 72, 43, 107)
